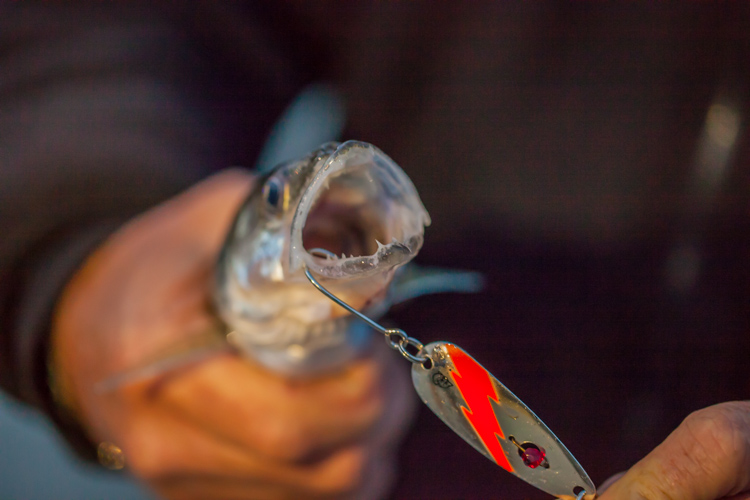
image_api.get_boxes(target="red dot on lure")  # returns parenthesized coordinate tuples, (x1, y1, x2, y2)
(520, 445, 547, 468)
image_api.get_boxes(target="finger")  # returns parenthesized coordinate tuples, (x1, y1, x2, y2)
(152, 461, 376, 500)
(150, 458, 368, 500)
(152, 476, 280, 500)
(132, 168, 254, 252)
(154, 340, 400, 462)
(53, 170, 255, 396)
(599, 401, 750, 500)
(144, 428, 402, 500)
(151, 449, 399, 500)
(152, 475, 354, 500)
(119, 408, 371, 499)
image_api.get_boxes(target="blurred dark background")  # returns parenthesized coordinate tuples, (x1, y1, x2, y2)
(1, 2, 748, 499)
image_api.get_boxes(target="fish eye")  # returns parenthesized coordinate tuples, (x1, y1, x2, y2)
(263, 178, 284, 211)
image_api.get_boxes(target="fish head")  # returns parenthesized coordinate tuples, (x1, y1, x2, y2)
(217, 143, 336, 289)
(215, 141, 430, 370)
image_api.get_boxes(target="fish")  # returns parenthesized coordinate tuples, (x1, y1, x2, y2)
(215, 140, 451, 375)
(98, 140, 481, 389)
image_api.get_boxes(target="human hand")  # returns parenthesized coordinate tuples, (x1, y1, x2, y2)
(51, 170, 416, 500)
(598, 401, 750, 500)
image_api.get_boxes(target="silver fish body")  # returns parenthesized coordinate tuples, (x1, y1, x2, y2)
(214, 141, 431, 375)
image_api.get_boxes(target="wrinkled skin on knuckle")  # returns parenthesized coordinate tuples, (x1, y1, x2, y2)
(601, 401, 750, 500)
(656, 411, 724, 492)
(678, 402, 750, 495)
(628, 472, 678, 500)
(632, 401, 750, 500)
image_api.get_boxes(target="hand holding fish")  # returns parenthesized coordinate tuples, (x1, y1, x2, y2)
(50, 169, 416, 500)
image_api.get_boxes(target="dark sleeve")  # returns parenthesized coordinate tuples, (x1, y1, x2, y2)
(0, 1, 306, 454)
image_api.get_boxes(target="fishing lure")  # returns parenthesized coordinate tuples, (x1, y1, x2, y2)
(305, 265, 596, 500)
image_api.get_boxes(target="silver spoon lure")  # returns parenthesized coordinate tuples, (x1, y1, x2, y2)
(304, 253, 596, 500)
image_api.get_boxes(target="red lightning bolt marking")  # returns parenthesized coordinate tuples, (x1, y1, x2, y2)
(447, 344, 514, 473)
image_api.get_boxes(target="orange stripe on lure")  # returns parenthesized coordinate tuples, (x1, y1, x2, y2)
(447, 344, 514, 472)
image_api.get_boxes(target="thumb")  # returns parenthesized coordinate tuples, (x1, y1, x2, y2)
(599, 401, 750, 500)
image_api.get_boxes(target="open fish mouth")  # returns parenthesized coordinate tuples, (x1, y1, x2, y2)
(290, 141, 430, 279)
